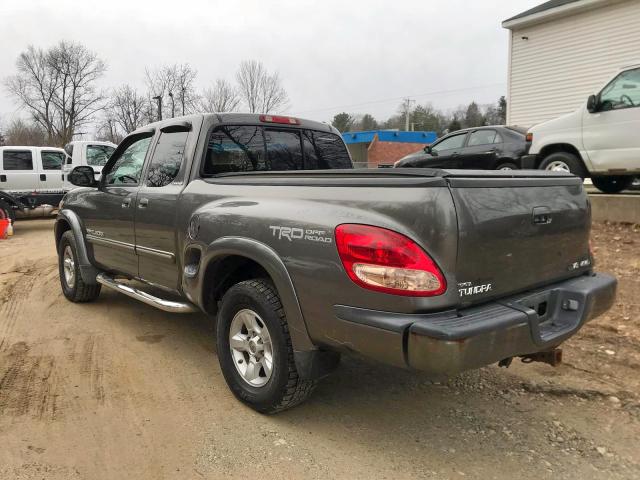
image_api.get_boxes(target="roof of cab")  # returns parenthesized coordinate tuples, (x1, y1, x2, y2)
(0, 145, 65, 151)
(130, 112, 338, 137)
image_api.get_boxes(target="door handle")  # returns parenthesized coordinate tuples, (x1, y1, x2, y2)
(40, 174, 46, 181)
(138, 198, 149, 208)
(122, 198, 132, 208)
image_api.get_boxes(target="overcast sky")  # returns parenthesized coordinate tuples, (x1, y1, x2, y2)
(0, 0, 540, 126)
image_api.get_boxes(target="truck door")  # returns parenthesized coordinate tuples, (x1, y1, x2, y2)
(39, 149, 66, 193)
(583, 67, 640, 172)
(1, 149, 38, 194)
(82, 133, 153, 277)
(135, 125, 191, 290)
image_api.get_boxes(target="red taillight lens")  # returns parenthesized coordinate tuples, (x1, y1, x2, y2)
(259, 114, 300, 125)
(335, 224, 446, 296)
(525, 132, 533, 142)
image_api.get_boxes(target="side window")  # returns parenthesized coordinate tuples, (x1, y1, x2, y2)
(302, 131, 352, 169)
(432, 133, 466, 153)
(2, 150, 33, 170)
(41, 151, 65, 170)
(104, 136, 152, 185)
(204, 126, 265, 175)
(146, 131, 189, 187)
(467, 130, 498, 147)
(87, 145, 116, 166)
(600, 67, 640, 111)
(264, 129, 303, 170)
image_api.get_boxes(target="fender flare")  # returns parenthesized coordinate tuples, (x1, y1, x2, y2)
(55, 209, 99, 285)
(200, 236, 315, 352)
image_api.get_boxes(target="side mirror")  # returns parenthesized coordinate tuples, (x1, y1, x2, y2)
(424, 145, 433, 154)
(68, 166, 97, 188)
(587, 94, 598, 113)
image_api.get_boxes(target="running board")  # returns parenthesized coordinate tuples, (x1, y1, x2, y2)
(96, 273, 198, 313)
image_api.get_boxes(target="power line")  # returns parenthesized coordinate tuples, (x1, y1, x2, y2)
(295, 82, 506, 115)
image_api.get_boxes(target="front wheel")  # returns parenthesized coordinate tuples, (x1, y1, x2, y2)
(58, 231, 101, 302)
(216, 279, 316, 414)
(592, 175, 633, 194)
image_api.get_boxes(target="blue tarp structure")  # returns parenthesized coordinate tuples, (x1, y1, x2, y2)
(341, 130, 437, 145)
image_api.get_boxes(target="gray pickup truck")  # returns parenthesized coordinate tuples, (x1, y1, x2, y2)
(55, 113, 616, 413)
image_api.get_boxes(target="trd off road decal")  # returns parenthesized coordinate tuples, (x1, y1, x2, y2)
(269, 225, 332, 244)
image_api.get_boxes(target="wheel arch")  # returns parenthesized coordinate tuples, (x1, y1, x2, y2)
(198, 237, 315, 353)
(537, 143, 589, 172)
(55, 209, 99, 285)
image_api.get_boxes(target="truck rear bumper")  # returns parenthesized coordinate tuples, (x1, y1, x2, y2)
(333, 273, 616, 377)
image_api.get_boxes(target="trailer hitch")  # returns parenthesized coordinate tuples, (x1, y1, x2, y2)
(520, 348, 563, 367)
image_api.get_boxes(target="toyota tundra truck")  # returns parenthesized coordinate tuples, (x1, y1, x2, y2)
(55, 113, 616, 413)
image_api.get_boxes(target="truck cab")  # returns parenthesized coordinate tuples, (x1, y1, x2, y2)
(525, 65, 640, 193)
(63, 140, 117, 189)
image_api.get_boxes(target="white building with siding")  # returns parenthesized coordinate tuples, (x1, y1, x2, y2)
(502, 0, 640, 128)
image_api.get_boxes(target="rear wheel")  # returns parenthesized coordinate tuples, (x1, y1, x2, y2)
(0, 200, 16, 224)
(58, 231, 101, 302)
(496, 162, 518, 171)
(216, 279, 316, 414)
(539, 152, 587, 178)
(592, 175, 633, 194)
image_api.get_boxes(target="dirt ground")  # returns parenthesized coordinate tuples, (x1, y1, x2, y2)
(0, 219, 638, 480)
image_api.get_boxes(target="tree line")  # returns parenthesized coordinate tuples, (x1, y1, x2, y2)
(1, 41, 289, 147)
(331, 96, 507, 136)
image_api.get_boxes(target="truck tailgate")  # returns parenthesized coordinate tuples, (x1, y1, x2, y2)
(445, 171, 591, 306)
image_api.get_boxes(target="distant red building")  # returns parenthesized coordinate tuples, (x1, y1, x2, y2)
(342, 130, 437, 168)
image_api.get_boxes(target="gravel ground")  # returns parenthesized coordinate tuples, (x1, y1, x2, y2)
(0, 219, 638, 479)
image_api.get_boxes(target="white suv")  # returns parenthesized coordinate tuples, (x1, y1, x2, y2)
(524, 65, 640, 193)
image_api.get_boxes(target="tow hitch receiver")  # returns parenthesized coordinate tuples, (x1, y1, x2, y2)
(520, 348, 563, 367)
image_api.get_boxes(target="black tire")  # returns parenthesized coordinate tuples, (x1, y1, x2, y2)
(539, 152, 587, 178)
(216, 279, 316, 414)
(0, 200, 16, 224)
(592, 175, 634, 194)
(496, 162, 518, 170)
(58, 231, 101, 302)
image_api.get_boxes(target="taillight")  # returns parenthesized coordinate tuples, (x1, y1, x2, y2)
(525, 132, 533, 142)
(259, 114, 300, 125)
(335, 224, 446, 296)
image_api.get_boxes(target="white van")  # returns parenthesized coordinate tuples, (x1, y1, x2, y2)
(62, 140, 117, 188)
(0, 146, 67, 195)
(524, 65, 640, 193)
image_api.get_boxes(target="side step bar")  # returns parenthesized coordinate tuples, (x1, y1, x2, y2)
(96, 273, 198, 314)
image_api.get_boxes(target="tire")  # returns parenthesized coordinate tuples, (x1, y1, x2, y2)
(0, 200, 16, 224)
(496, 162, 518, 171)
(539, 152, 587, 178)
(216, 279, 316, 414)
(58, 231, 101, 302)
(592, 175, 634, 194)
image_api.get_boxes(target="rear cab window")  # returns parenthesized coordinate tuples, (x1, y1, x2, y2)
(2, 150, 34, 170)
(202, 125, 351, 175)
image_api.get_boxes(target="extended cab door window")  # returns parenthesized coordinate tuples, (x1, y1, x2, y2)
(204, 126, 266, 174)
(146, 130, 189, 187)
(41, 151, 65, 170)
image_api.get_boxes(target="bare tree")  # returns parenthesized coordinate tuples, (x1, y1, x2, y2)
(95, 115, 123, 144)
(200, 79, 240, 113)
(235, 60, 289, 113)
(145, 63, 198, 119)
(107, 84, 146, 134)
(4, 41, 106, 146)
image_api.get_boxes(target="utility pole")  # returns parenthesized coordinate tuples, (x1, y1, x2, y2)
(152, 95, 163, 121)
(402, 98, 415, 131)
(181, 86, 186, 116)
(168, 91, 175, 118)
